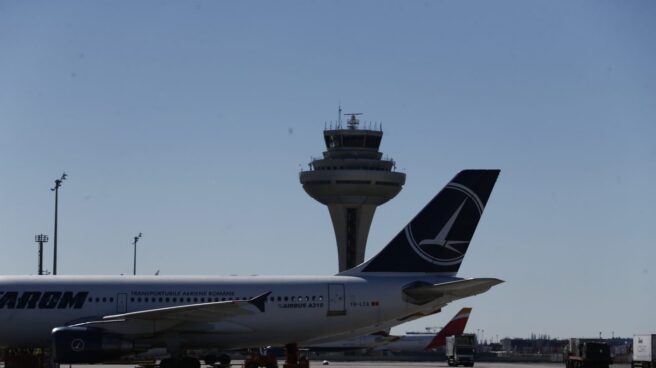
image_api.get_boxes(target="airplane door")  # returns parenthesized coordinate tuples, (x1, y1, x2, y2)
(116, 293, 128, 313)
(327, 284, 346, 316)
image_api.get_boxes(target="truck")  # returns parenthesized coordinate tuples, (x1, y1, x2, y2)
(446, 334, 476, 367)
(632, 334, 656, 368)
(565, 338, 612, 368)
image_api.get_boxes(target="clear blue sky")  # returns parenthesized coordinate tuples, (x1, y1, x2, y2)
(1, 0, 654, 339)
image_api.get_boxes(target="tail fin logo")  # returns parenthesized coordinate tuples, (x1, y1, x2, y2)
(406, 183, 483, 266)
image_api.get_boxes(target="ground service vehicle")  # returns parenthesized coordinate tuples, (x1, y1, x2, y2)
(632, 334, 656, 368)
(446, 334, 476, 367)
(565, 338, 612, 368)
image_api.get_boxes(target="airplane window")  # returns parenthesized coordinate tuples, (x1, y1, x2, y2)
(269, 297, 274, 302)
(165, 298, 170, 303)
(193, 298, 198, 302)
(312, 296, 316, 301)
(95, 298, 99, 302)
(186, 298, 191, 302)
(158, 298, 163, 302)
(277, 297, 281, 301)
(284, 296, 288, 301)
(88, 298, 93, 303)
(319, 296, 323, 301)
(130, 298, 134, 302)
(109, 298, 114, 302)
(291, 296, 295, 301)
(200, 298, 205, 302)
(222, 297, 226, 301)
(102, 298, 106, 302)
(137, 298, 142, 302)
(173, 298, 177, 302)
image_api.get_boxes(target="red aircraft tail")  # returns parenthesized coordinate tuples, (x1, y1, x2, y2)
(425, 307, 472, 349)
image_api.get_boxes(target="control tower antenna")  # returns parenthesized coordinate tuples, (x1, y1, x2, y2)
(300, 109, 406, 271)
(344, 113, 362, 130)
(337, 105, 342, 128)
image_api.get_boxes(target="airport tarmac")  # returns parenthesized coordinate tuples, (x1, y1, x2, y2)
(44, 363, 632, 368)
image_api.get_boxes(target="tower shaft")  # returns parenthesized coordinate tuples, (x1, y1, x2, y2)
(328, 205, 376, 271)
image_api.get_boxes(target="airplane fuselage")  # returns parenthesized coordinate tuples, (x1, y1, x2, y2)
(0, 274, 454, 350)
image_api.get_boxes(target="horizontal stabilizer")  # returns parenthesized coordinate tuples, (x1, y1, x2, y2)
(403, 278, 503, 305)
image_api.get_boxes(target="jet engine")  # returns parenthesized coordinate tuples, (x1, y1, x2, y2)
(51, 326, 135, 364)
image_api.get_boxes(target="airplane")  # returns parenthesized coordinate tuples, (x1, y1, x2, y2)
(306, 307, 472, 352)
(0, 169, 502, 368)
(375, 307, 472, 352)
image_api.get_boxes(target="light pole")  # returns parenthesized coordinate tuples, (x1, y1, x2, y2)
(133, 233, 142, 275)
(34, 234, 48, 275)
(50, 172, 67, 275)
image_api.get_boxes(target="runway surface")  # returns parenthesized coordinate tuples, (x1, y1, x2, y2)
(55, 363, 631, 368)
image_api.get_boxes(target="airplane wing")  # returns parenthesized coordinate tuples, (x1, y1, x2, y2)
(402, 278, 502, 305)
(72, 292, 270, 335)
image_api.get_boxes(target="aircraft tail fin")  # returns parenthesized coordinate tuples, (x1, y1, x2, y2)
(342, 170, 499, 275)
(426, 307, 472, 349)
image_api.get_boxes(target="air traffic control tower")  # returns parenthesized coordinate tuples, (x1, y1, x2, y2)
(300, 112, 406, 271)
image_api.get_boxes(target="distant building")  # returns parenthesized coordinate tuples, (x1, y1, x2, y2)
(500, 337, 568, 354)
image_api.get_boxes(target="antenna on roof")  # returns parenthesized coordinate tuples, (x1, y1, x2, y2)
(337, 104, 342, 128)
(344, 113, 363, 129)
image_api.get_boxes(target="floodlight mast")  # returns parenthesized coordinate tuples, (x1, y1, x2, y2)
(50, 172, 67, 275)
(34, 234, 48, 275)
(133, 232, 142, 275)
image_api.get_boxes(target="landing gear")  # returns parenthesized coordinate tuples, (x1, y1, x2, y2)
(203, 353, 231, 367)
(283, 343, 309, 368)
(159, 356, 201, 368)
(218, 353, 231, 366)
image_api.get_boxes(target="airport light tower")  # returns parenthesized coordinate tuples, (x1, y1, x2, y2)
(50, 172, 67, 275)
(34, 234, 48, 275)
(300, 111, 405, 271)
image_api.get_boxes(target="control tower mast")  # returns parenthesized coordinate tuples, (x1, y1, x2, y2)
(300, 110, 406, 271)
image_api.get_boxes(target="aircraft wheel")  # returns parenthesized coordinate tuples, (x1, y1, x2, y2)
(203, 354, 218, 365)
(180, 356, 201, 368)
(218, 353, 231, 365)
(160, 358, 179, 368)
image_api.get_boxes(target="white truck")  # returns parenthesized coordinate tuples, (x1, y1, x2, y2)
(446, 334, 476, 367)
(632, 334, 656, 368)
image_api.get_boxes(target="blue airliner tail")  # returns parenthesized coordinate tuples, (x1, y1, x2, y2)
(343, 170, 500, 275)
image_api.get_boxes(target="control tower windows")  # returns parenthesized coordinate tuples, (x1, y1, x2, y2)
(325, 135, 336, 149)
(342, 135, 364, 148)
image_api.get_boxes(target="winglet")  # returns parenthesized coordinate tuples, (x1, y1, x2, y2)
(249, 292, 271, 313)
